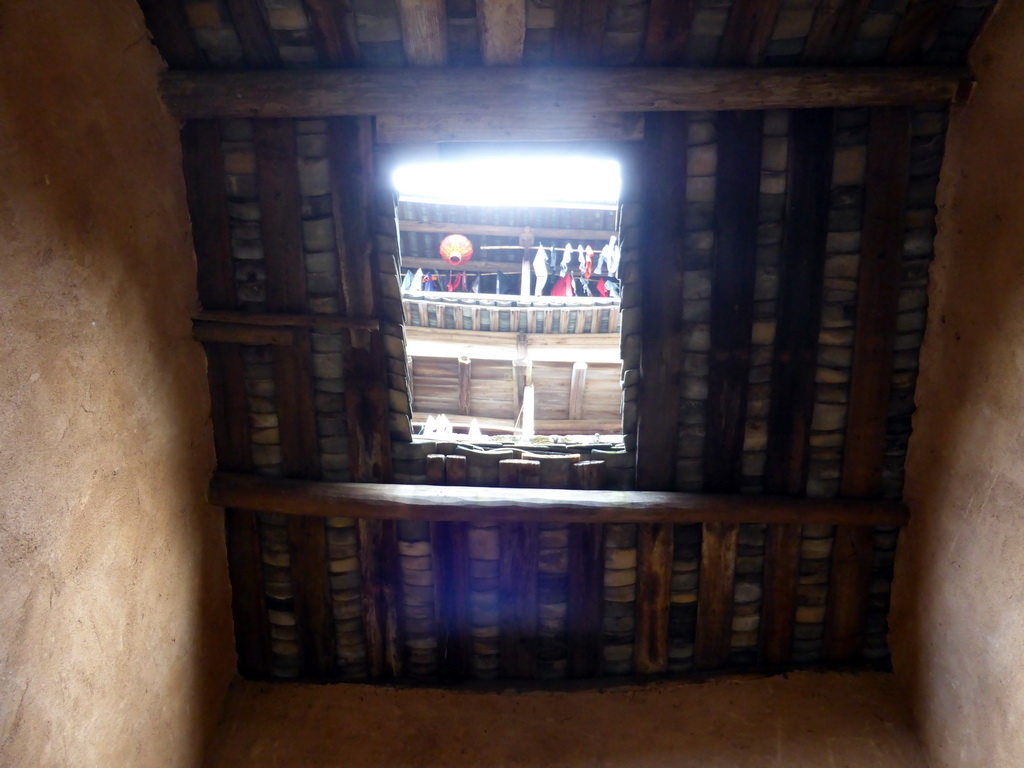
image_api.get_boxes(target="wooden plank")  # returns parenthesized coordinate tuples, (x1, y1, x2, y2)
(694, 522, 739, 669)
(433, 454, 471, 678)
(477, 0, 526, 65)
(398, 220, 616, 242)
(497, 460, 540, 678)
(193, 310, 378, 332)
(181, 121, 234, 310)
(764, 109, 834, 496)
(641, 0, 700, 65)
(554, 0, 610, 66)
(568, 362, 588, 420)
(803, 0, 872, 65)
(192, 320, 295, 346)
(224, 508, 272, 678)
(759, 523, 802, 666)
(255, 120, 306, 313)
(567, 460, 606, 677)
(136, 0, 206, 68)
(161, 67, 971, 119)
(329, 117, 378, 320)
(223, 0, 280, 67)
(287, 515, 335, 677)
(209, 472, 911, 526)
(633, 522, 673, 674)
(826, 107, 912, 661)
(375, 111, 644, 144)
(396, 0, 448, 65)
(718, 0, 784, 66)
(886, 0, 955, 64)
(358, 518, 404, 677)
(458, 357, 472, 416)
(303, 0, 360, 66)
(703, 111, 762, 494)
(635, 113, 687, 492)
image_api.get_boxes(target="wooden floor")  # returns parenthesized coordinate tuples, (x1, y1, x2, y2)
(205, 672, 927, 767)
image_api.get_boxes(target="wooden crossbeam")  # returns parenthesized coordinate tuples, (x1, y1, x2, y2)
(477, 0, 526, 65)
(161, 67, 970, 119)
(209, 472, 910, 526)
(396, 0, 448, 66)
(193, 310, 379, 332)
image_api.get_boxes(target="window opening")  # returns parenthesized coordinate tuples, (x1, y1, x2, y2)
(392, 154, 625, 444)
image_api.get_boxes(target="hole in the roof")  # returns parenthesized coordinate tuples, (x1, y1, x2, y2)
(390, 154, 626, 444)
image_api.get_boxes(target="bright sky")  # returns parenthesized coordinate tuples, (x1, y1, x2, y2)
(392, 156, 622, 208)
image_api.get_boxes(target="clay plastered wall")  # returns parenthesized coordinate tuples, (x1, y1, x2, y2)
(0, 2, 234, 766)
(891, 4, 1024, 767)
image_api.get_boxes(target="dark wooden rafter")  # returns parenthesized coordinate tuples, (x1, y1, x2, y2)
(254, 118, 335, 677)
(826, 106, 912, 661)
(718, 0, 784, 66)
(554, 0, 611, 66)
(760, 109, 835, 667)
(703, 110, 762, 494)
(641, 0, 700, 65)
(303, 0, 361, 66)
(136, 0, 206, 68)
(161, 67, 970, 119)
(803, 0, 873, 65)
(886, 0, 956, 64)
(635, 112, 687, 492)
(326, 115, 402, 677)
(182, 119, 271, 678)
(223, 0, 281, 67)
(696, 110, 763, 670)
(566, 461, 606, 678)
(497, 460, 540, 678)
(477, 0, 526, 65)
(210, 472, 911, 526)
(634, 522, 673, 674)
(429, 455, 472, 678)
(396, 0, 449, 65)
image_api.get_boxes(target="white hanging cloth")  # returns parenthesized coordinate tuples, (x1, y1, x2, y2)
(533, 245, 549, 296)
(560, 242, 574, 276)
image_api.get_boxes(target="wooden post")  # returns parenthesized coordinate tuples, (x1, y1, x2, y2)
(569, 362, 588, 421)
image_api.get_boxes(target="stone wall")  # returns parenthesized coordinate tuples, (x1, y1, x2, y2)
(891, 3, 1024, 767)
(0, 2, 235, 765)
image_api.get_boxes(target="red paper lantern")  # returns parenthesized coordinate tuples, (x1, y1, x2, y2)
(439, 234, 473, 266)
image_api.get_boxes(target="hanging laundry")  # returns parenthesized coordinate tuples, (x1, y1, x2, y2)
(533, 245, 549, 297)
(550, 273, 575, 297)
(606, 279, 620, 299)
(584, 245, 594, 279)
(607, 235, 621, 278)
(422, 271, 437, 292)
(446, 272, 465, 292)
(596, 278, 609, 297)
(401, 269, 415, 292)
(470, 275, 481, 294)
(577, 244, 586, 272)
(411, 268, 424, 293)
(561, 242, 574, 276)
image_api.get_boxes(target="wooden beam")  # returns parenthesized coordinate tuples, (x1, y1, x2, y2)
(566, 461, 606, 678)
(181, 121, 234, 310)
(396, 0, 448, 65)
(719, 0, 783, 66)
(223, 0, 280, 67)
(477, 0, 526, 65)
(498, 460, 540, 678)
(703, 111, 762, 493)
(826, 107, 912, 662)
(210, 472, 911, 526)
(803, 0, 872, 65)
(554, 0, 610, 66)
(886, 0, 955, 64)
(398, 220, 616, 242)
(458, 356, 472, 415)
(568, 362, 588, 420)
(635, 113, 687, 492)
(303, 0, 361, 66)
(695, 522, 739, 669)
(764, 109, 834, 496)
(634, 522, 673, 674)
(432, 455, 472, 678)
(759, 523, 802, 666)
(640, 0, 699, 65)
(411, 413, 621, 435)
(375, 111, 644, 144)
(136, 0, 206, 69)
(193, 310, 379, 332)
(192, 320, 295, 347)
(161, 67, 970, 119)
